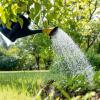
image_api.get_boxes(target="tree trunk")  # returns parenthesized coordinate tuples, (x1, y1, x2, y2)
(35, 55, 40, 70)
(97, 43, 100, 53)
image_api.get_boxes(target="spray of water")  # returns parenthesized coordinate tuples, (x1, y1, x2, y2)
(51, 28, 94, 83)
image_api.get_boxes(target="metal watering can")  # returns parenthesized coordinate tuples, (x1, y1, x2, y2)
(0, 15, 58, 42)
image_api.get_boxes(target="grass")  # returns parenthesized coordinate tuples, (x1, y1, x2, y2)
(0, 71, 100, 100)
(0, 71, 52, 100)
(0, 87, 32, 100)
(0, 70, 59, 84)
(0, 70, 61, 100)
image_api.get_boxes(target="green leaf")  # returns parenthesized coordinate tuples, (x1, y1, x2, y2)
(6, 21, 12, 29)
(1, 13, 6, 24)
(18, 18, 23, 28)
(34, 3, 41, 14)
(11, 17, 17, 22)
(0, 6, 6, 23)
(11, 3, 19, 15)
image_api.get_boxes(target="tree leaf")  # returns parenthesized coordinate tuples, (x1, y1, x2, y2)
(11, 3, 19, 15)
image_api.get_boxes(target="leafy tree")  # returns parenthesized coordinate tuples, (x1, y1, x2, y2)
(0, 45, 19, 70)
(0, 0, 99, 45)
(0, 0, 100, 70)
(15, 33, 53, 70)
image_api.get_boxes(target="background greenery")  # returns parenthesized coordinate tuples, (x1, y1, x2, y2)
(0, 0, 100, 99)
(0, 0, 99, 71)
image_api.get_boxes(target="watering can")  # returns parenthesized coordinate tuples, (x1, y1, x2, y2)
(0, 25, 57, 42)
(0, 15, 58, 42)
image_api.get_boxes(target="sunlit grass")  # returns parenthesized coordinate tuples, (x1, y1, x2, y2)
(0, 87, 32, 100)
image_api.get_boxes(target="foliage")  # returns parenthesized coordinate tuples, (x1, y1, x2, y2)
(15, 33, 53, 70)
(0, 56, 18, 70)
(0, 35, 53, 70)
(86, 46, 100, 70)
(0, 71, 99, 99)
(0, 0, 100, 44)
(0, 87, 32, 100)
(0, 46, 18, 70)
(0, 0, 100, 70)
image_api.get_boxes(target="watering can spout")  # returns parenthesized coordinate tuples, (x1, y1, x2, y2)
(42, 27, 58, 36)
(49, 27, 58, 36)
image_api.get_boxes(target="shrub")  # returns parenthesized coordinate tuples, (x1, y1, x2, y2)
(86, 51, 100, 70)
(0, 56, 18, 70)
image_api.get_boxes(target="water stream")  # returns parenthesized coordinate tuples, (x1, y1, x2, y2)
(51, 28, 94, 83)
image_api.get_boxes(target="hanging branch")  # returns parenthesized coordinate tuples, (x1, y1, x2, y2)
(89, 0, 98, 20)
(86, 32, 99, 52)
(64, 0, 66, 6)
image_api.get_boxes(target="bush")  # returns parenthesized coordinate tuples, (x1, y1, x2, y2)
(86, 50, 100, 70)
(0, 56, 18, 70)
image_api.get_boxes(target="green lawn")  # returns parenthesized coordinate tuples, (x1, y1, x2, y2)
(0, 71, 100, 100)
(0, 71, 53, 100)
(0, 70, 52, 87)
(0, 70, 59, 83)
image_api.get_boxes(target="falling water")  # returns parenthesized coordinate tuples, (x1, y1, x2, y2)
(51, 28, 94, 83)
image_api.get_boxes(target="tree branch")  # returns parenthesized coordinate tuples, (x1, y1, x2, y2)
(86, 34, 98, 52)
(89, 0, 98, 20)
